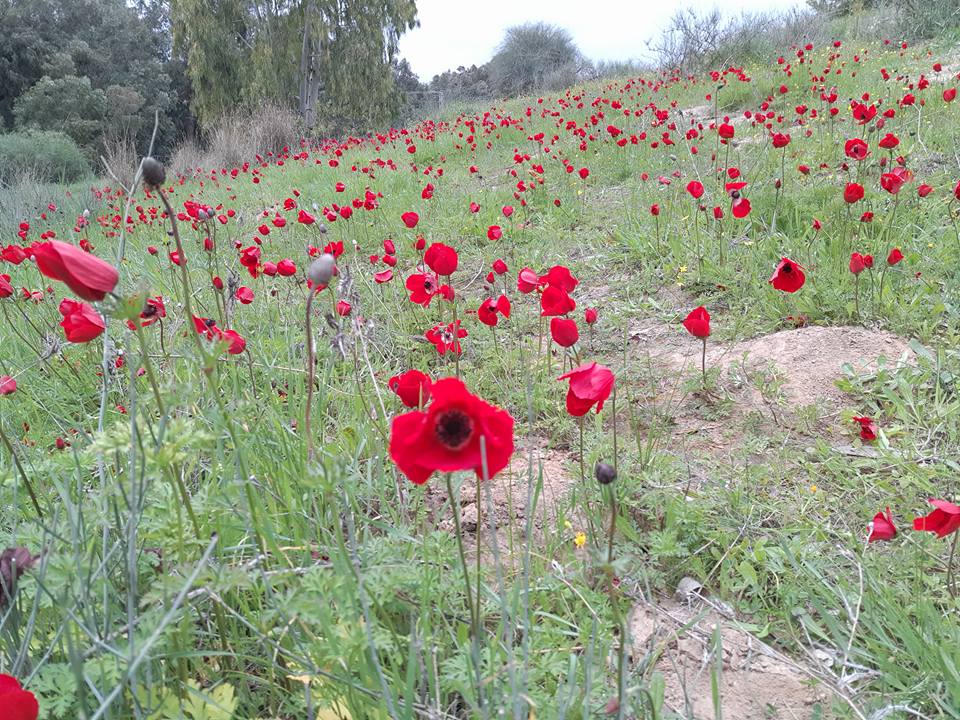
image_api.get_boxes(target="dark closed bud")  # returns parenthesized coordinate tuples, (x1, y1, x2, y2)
(317, 223, 328, 235)
(595, 462, 617, 485)
(141, 157, 166, 188)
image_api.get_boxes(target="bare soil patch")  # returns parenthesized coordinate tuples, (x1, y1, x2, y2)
(630, 594, 838, 719)
(428, 439, 578, 567)
(632, 323, 914, 458)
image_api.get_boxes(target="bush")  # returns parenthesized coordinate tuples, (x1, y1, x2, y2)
(488, 23, 584, 96)
(0, 130, 89, 184)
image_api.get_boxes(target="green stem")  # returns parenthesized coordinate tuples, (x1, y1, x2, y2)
(0, 421, 43, 518)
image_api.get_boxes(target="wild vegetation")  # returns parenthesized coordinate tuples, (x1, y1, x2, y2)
(4, 2, 960, 720)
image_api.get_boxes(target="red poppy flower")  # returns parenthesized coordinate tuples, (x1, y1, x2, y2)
(389, 369, 432, 408)
(540, 285, 576, 316)
(476, 295, 510, 326)
(59, 298, 105, 343)
(406, 272, 441, 307)
(878, 132, 900, 149)
(550, 317, 579, 347)
(130, 296, 166, 329)
(374, 269, 394, 284)
(0, 375, 16, 395)
(469, 201, 480, 213)
(558, 361, 615, 416)
(849, 253, 867, 275)
(843, 182, 865, 203)
(887, 247, 904, 265)
(487, 225, 502, 241)
(868, 507, 897, 542)
(0, 674, 38, 720)
(682, 306, 710, 338)
(585, 307, 598, 324)
(686, 180, 705, 199)
(732, 197, 751, 218)
(540, 265, 579, 292)
(502, 205, 514, 218)
(236, 286, 254, 304)
(517, 267, 540, 294)
(945, 88, 957, 102)
(844, 138, 870, 161)
(769, 257, 806, 293)
(424, 243, 458, 275)
(852, 415, 877, 440)
(578, 167, 589, 179)
(297, 209, 316, 225)
(0, 273, 14, 298)
(401, 211, 419, 229)
(718, 122, 734, 139)
(771, 132, 791, 148)
(881, 167, 912, 195)
(492, 258, 508, 275)
(426, 320, 467, 355)
(388, 377, 514, 485)
(277, 259, 297, 276)
(918, 184, 933, 197)
(336, 300, 351, 316)
(913, 499, 960, 538)
(32, 240, 118, 302)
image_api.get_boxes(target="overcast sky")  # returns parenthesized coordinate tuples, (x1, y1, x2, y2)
(398, 0, 805, 81)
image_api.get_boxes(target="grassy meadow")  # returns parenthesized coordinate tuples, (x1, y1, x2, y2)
(2, 28, 960, 720)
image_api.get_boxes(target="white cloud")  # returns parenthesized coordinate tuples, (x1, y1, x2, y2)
(398, 0, 805, 81)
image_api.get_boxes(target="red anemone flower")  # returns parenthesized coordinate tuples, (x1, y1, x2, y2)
(887, 247, 904, 265)
(426, 320, 467, 355)
(686, 180, 705, 199)
(852, 415, 877, 440)
(401, 211, 419, 229)
(682, 306, 710, 338)
(849, 253, 867, 275)
(0, 675, 39, 720)
(406, 272, 441, 307)
(843, 182, 865, 203)
(0, 375, 16, 395)
(424, 243, 458, 275)
(388, 377, 514, 485)
(558, 362, 614, 417)
(844, 138, 870, 161)
(769, 257, 806, 293)
(32, 240, 118, 302)
(913, 499, 960, 538)
(487, 225, 502, 241)
(540, 285, 576, 316)
(517, 267, 540, 294)
(550, 317, 579, 347)
(388, 369, 432, 408)
(868, 507, 897, 542)
(59, 298, 105, 343)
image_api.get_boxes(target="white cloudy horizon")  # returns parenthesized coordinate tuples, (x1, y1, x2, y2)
(398, 0, 806, 82)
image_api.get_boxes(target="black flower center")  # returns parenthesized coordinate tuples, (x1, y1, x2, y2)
(782, 264, 792, 273)
(434, 409, 474, 450)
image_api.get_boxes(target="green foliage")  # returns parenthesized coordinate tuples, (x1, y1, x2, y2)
(172, 0, 418, 132)
(13, 75, 108, 152)
(488, 22, 582, 96)
(0, 129, 89, 183)
(0, 0, 189, 158)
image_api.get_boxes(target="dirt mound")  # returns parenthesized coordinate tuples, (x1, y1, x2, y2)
(631, 595, 837, 719)
(632, 324, 914, 457)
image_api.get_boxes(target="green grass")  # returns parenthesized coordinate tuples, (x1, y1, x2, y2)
(2, 30, 960, 720)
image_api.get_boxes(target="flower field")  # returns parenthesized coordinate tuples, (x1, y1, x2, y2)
(3, 33, 960, 720)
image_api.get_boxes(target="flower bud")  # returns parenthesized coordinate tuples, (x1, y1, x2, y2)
(595, 461, 617, 485)
(141, 157, 166, 188)
(307, 253, 336, 286)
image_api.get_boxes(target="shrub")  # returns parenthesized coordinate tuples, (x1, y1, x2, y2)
(0, 130, 89, 184)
